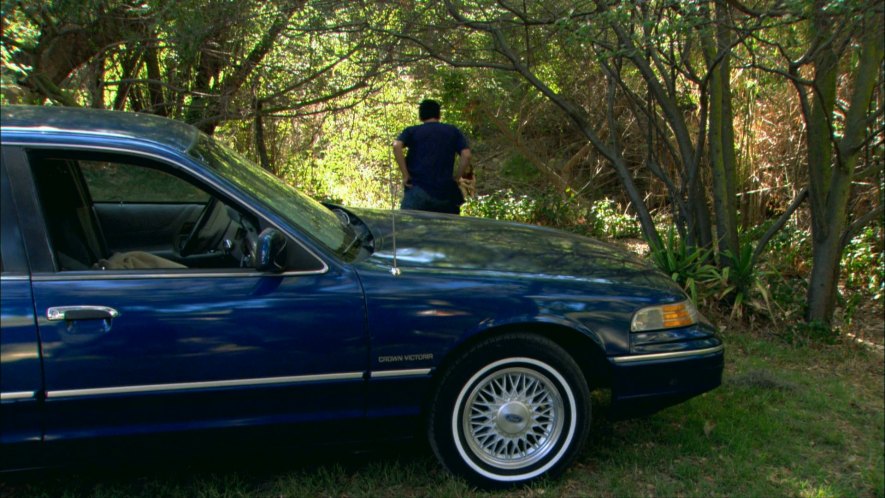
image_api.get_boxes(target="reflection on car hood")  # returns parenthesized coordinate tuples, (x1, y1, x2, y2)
(353, 209, 677, 290)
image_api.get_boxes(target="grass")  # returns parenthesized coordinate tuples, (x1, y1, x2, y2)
(2, 325, 882, 498)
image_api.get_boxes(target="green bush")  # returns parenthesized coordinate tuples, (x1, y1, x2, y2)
(462, 188, 588, 228)
(842, 224, 884, 303)
(744, 221, 809, 321)
(464, 190, 641, 240)
(648, 227, 719, 305)
(589, 198, 641, 239)
(751, 220, 883, 324)
(461, 189, 537, 223)
(647, 226, 793, 321)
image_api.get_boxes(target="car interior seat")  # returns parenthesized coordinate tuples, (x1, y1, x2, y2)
(31, 157, 109, 270)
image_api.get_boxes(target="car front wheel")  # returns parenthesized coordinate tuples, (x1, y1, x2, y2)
(428, 333, 591, 488)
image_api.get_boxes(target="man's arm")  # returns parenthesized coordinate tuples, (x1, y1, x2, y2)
(392, 140, 411, 187)
(456, 148, 472, 178)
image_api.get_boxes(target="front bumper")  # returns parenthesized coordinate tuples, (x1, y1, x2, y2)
(607, 339, 724, 419)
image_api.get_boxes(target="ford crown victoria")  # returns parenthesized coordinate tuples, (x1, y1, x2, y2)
(0, 105, 723, 488)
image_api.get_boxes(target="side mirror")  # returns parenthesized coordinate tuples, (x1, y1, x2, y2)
(255, 228, 287, 272)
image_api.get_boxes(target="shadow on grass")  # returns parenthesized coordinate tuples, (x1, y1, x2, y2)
(0, 438, 446, 497)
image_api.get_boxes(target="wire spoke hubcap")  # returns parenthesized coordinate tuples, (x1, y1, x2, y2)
(462, 366, 565, 469)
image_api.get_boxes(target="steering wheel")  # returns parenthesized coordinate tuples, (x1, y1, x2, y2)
(178, 197, 220, 257)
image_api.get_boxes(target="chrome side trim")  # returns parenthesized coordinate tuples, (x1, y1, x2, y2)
(46, 372, 364, 399)
(611, 344, 724, 364)
(370, 368, 433, 379)
(0, 275, 29, 281)
(31, 269, 322, 282)
(0, 391, 36, 401)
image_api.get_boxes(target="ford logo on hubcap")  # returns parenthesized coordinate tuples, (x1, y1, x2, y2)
(504, 413, 523, 424)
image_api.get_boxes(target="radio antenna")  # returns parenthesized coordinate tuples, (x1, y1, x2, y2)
(386, 111, 401, 276)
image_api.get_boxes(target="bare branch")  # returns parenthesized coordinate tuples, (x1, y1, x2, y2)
(751, 187, 808, 267)
(380, 28, 516, 71)
(259, 45, 363, 102)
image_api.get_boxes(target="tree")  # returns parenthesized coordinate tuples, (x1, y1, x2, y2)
(1, 0, 392, 139)
(379, 1, 755, 261)
(795, 1, 883, 324)
(742, 0, 884, 324)
(4, 0, 880, 325)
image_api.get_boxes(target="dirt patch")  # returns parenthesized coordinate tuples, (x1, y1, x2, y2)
(835, 300, 885, 351)
(728, 369, 799, 391)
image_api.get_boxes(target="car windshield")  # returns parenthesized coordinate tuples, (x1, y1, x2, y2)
(189, 135, 355, 256)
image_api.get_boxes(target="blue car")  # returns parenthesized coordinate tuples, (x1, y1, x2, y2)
(0, 105, 723, 488)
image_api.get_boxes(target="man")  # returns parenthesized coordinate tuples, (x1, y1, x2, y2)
(393, 99, 472, 214)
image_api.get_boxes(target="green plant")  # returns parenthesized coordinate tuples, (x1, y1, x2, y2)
(841, 224, 884, 303)
(589, 198, 641, 239)
(748, 220, 884, 326)
(462, 188, 593, 231)
(648, 227, 719, 304)
(782, 320, 841, 345)
(462, 189, 537, 223)
(713, 243, 776, 320)
(745, 221, 809, 321)
(758, 220, 811, 279)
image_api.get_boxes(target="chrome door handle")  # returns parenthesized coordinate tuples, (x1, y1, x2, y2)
(47, 306, 120, 321)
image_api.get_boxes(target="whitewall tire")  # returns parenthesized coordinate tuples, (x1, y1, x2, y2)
(428, 334, 591, 488)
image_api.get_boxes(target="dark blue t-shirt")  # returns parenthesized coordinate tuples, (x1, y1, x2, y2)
(397, 122, 468, 199)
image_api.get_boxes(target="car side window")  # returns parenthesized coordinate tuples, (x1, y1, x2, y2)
(28, 150, 262, 272)
(80, 161, 209, 204)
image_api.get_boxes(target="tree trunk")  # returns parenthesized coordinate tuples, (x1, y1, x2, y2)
(701, 0, 740, 266)
(145, 44, 166, 116)
(17, 6, 145, 105)
(715, 0, 740, 263)
(254, 98, 272, 173)
(804, 4, 883, 324)
(186, 1, 305, 134)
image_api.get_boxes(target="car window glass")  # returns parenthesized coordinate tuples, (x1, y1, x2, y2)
(191, 136, 354, 257)
(81, 161, 209, 203)
(29, 151, 262, 273)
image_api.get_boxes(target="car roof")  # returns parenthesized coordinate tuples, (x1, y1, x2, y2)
(0, 105, 200, 152)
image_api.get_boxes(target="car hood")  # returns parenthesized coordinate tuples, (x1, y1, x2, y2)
(352, 209, 678, 293)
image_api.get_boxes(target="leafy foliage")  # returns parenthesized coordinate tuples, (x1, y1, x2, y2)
(589, 198, 641, 239)
(649, 228, 718, 305)
(1, 0, 881, 334)
(842, 224, 885, 304)
(462, 189, 537, 224)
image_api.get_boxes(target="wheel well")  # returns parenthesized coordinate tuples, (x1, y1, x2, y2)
(422, 323, 611, 416)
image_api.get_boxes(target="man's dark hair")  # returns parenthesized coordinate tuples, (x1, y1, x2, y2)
(418, 99, 441, 121)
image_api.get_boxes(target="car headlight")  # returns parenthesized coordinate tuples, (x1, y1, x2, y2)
(630, 300, 698, 332)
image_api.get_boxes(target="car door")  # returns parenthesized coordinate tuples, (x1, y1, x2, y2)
(5, 145, 368, 449)
(0, 152, 42, 469)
